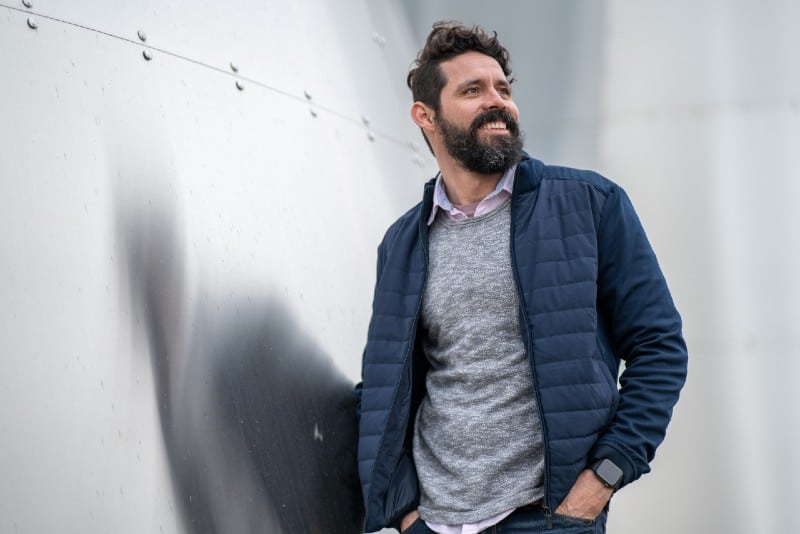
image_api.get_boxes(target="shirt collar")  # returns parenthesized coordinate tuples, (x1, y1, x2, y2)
(427, 164, 517, 226)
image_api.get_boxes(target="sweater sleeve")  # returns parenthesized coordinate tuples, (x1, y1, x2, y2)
(590, 185, 688, 488)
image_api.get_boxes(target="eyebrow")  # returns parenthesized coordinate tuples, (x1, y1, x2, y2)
(455, 79, 482, 91)
(454, 78, 512, 92)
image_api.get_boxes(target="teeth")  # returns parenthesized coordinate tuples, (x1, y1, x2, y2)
(481, 121, 507, 130)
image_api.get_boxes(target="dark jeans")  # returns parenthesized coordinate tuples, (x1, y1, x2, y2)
(403, 506, 608, 534)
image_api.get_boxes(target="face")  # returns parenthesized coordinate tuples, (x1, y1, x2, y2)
(434, 51, 523, 174)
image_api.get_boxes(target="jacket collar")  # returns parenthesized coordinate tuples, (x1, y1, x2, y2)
(420, 152, 542, 228)
(511, 152, 542, 196)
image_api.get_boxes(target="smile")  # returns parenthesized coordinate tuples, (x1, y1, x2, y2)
(479, 121, 508, 131)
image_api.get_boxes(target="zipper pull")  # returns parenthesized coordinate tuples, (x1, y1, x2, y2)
(544, 507, 553, 529)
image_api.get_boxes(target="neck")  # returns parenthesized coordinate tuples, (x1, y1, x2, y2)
(436, 158, 503, 205)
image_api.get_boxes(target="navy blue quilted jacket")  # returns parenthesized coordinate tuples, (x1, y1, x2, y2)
(355, 154, 688, 532)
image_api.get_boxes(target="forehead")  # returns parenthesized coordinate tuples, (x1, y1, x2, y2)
(439, 51, 507, 88)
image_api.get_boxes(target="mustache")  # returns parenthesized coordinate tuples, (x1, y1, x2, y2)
(470, 109, 519, 135)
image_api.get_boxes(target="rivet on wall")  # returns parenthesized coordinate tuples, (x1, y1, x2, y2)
(26, 17, 38, 29)
(309, 108, 318, 118)
(304, 89, 313, 100)
(367, 132, 375, 142)
(230, 62, 239, 73)
(22, 0, 33, 8)
(137, 30, 147, 42)
(361, 115, 370, 126)
(142, 49, 153, 61)
(235, 80, 244, 91)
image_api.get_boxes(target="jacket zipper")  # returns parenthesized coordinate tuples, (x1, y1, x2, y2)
(507, 172, 552, 524)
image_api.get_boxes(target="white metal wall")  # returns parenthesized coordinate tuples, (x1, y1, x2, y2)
(0, 1, 434, 532)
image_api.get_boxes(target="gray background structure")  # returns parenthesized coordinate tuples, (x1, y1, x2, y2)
(1, 1, 798, 533)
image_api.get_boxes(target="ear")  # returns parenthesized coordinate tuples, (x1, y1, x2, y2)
(410, 102, 436, 131)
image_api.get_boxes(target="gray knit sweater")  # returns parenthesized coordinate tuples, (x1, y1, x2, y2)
(413, 200, 545, 524)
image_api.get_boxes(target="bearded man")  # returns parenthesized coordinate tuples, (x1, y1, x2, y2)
(355, 21, 688, 534)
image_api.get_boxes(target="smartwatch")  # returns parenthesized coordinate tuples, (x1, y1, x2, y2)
(591, 458, 623, 490)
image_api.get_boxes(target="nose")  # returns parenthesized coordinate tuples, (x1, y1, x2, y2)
(482, 87, 507, 110)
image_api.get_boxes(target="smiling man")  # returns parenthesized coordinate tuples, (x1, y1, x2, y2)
(355, 22, 687, 534)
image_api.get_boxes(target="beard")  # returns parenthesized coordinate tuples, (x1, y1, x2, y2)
(436, 109, 524, 175)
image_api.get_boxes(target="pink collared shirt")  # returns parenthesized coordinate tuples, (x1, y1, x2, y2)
(427, 165, 517, 226)
(422, 164, 519, 534)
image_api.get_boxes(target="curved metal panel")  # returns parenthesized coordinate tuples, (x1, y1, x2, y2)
(0, 2, 432, 532)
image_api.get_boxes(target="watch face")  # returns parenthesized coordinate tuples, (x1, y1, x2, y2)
(595, 459, 623, 488)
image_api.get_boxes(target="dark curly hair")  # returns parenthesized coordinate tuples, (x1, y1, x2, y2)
(407, 21, 514, 113)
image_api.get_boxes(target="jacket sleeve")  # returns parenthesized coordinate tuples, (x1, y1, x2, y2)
(590, 185, 688, 488)
(357, 237, 423, 532)
(354, 240, 388, 422)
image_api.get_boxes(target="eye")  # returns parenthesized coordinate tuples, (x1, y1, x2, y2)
(464, 86, 479, 95)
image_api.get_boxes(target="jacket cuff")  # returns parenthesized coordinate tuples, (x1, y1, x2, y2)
(589, 443, 638, 489)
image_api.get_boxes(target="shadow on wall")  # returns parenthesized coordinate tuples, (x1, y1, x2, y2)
(113, 173, 364, 533)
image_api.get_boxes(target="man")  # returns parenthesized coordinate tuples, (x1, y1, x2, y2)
(355, 21, 687, 534)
